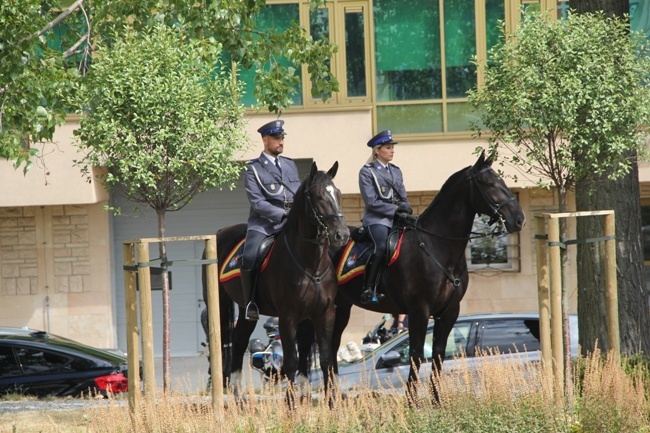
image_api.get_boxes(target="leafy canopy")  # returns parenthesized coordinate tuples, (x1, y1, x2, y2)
(73, 23, 248, 212)
(0, 0, 80, 172)
(1, 0, 338, 171)
(468, 11, 650, 193)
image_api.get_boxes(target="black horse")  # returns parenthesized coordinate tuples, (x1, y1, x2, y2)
(328, 151, 525, 401)
(202, 161, 349, 405)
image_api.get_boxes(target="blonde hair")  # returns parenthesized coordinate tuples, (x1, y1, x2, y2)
(366, 146, 379, 164)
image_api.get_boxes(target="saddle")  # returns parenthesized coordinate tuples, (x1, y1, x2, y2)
(219, 235, 275, 283)
(336, 228, 406, 284)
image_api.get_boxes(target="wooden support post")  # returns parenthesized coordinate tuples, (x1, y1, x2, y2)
(547, 216, 564, 405)
(604, 213, 620, 357)
(205, 237, 224, 417)
(123, 243, 140, 411)
(137, 241, 156, 397)
(535, 216, 552, 395)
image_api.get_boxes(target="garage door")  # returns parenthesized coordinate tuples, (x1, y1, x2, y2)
(111, 159, 312, 356)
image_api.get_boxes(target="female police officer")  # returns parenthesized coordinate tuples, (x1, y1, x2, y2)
(358, 130, 412, 304)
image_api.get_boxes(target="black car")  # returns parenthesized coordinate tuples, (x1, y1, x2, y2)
(0, 327, 129, 398)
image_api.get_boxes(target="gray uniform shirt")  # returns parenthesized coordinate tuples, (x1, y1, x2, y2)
(359, 160, 409, 228)
(244, 152, 301, 235)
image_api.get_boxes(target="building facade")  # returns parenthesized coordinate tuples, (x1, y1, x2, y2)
(1, 0, 650, 354)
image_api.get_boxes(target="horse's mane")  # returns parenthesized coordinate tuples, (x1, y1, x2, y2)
(420, 165, 472, 217)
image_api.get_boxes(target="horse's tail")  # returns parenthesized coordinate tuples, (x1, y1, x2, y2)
(200, 297, 235, 382)
(220, 291, 235, 381)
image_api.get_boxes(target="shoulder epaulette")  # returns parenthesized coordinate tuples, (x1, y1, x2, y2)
(279, 155, 293, 161)
(389, 163, 400, 170)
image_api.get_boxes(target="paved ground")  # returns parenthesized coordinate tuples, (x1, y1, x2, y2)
(0, 355, 263, 414)
(154, 354, 262, 394)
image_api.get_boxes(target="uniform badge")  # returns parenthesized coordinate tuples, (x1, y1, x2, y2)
(271, 184, 276, 191)
(381, 186, 386, 193)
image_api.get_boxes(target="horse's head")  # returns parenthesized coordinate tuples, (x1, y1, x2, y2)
(304, 161, 350, 247)
(467, 151, 526, 233)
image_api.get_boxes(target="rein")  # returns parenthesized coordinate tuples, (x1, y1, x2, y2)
(284, 176, 343, 286)
(467, 166, 517, 226)
(291, 176, 345, 244)
(403, 165, 515, 287)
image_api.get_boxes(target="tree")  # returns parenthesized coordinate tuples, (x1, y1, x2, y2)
(0, 0, 86, 171)
(468, 10, 650, 383)
(74, 23, 248, 390)
(1, 0, 338, 172)
(571, 0, 650, 356)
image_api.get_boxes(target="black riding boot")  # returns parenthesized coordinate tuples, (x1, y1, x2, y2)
(240, 268, 259, 321)
(361, 254, 385, 304)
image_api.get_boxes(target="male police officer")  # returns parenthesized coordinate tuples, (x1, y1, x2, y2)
(241, 120, 301, 320)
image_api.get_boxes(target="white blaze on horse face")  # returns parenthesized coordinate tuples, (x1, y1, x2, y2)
(326, 185, 341, 211)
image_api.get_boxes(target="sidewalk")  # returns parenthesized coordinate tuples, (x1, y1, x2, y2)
(152, 354, 261, 394)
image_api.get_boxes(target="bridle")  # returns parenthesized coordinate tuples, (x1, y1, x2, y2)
(467, 165, 517, 227)
(301, 177, 345, 245)
(285, 175, 345, 287)
(407, 164, 518, 292)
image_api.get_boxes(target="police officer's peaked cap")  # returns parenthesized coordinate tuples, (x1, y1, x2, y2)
(258, 120, 286, 137)
(367, 130, 398, 148)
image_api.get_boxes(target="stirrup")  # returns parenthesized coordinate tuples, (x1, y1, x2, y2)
(360, 289, 384, 304)
(244, 302, 259, 321)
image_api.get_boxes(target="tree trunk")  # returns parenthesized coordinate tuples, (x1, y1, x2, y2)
(571, 0, 629, 17)
(576, 158, 650, 356)
(157, 210, 171, 391)
(572, 0, 650, 357)
(556, 188, 573, 401)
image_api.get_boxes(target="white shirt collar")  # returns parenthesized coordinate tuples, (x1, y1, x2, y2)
(263, 153, 278, 165)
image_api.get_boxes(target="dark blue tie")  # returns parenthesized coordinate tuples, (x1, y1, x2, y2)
(275, 158, 281, 175)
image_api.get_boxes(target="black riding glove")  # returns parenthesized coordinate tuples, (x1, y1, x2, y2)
(396, 204, 413, 215)
(394, 212, 416, 225)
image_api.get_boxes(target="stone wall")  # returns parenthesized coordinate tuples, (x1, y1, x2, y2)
(0, 204, 114, 348)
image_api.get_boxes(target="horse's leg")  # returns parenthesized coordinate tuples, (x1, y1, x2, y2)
(229, 305, 257, 400)
(314, 302, 338, 408)
(296, 319, 315, 402)
(278, 316, 299, 409)
(406, 306, 430, 406)
(429, 305, 460, 404)
(331, 297, 353, 375)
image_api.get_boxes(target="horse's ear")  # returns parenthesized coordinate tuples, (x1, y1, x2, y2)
(326, 161, 339, 179)
(485, 152, 495, 167)
(474, 150, 486, 168)
(310, 161, 318, 178)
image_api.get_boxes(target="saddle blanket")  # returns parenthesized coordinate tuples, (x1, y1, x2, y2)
(219, 238, 273, 283)
(335, 233, 404, 284)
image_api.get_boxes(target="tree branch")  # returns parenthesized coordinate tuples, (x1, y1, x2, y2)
(35, 0, 85, 39)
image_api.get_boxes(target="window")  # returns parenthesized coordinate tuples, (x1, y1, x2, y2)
(0, 346, 22, 377)
(239, 3, 302, 107)
(15, 347, 72, 375)
(466, 213, 521, 272)
(390, 320, 472, 365)
(373, 0, 504, 134)
(631, 1, 650, 41)
(478, 318, 540, 354)
(303, 1, 371, 105)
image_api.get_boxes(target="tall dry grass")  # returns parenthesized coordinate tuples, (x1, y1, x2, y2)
(4, 351, 649, 433)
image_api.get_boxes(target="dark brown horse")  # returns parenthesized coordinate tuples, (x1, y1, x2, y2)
(329, 151, 525, 401)
(202, 161, 349, 405)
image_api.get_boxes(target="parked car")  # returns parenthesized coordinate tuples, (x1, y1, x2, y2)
(0, 327, 130, 398)
(319, 312, 578, 391)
